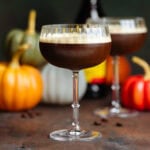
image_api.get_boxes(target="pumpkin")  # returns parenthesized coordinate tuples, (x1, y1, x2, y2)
(106, 56, 131, 84)
(0, 44, 43, 111)
(41, 64, 87, 105)
(5, 9, 46, 67)
(121, 56, 150, 111)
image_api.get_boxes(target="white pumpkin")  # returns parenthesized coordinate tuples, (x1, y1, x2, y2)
(41, 64, 87, 105)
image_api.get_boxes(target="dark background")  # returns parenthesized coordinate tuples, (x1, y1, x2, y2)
(0, 0, 149, 74)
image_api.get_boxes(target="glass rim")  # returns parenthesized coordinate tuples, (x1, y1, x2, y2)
(100, 16, 147, 31)
(99, 17, 147, 26)
(100, 16, 145, 21)
(41, 23, 110, 29)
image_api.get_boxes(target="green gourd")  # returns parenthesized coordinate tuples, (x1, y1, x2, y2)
(5, 10, 46, 67)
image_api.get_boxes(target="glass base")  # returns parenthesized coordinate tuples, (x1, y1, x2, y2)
(49, 129, 102, 141)
(94, 107, 138, 118)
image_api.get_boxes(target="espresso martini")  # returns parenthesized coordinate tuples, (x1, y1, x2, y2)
(39, 24, 112, 141)
(40, 27, 111, 70)
(94, 17, 148, 118)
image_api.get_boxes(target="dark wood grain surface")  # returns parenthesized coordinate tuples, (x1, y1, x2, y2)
(0, 96, 150, 150)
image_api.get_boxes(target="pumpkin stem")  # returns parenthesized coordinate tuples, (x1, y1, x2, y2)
(9, 44, 30, 68)
(26, 9, 36, 34)
(132, 56, 150, 80)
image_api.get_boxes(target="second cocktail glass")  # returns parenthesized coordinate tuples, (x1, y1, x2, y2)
(94, 17, 147, 118)
(39, 24, 111, 141)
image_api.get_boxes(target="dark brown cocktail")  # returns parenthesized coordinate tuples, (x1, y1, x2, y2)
(40, 42, 111, 70)
(110, 27, 147, 55)
(40, 24, 111, 70)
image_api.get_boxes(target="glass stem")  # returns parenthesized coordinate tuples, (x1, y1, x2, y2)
(72, 71, 80, 132)
(111, 55, 120, 110)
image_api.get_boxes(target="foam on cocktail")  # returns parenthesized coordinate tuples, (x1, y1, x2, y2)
(109, 25, 147, 34)
(40, 32, 111, 44)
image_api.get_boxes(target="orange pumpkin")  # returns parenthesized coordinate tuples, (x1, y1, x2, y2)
(106, 56, 131, 85)
(0, 44, 43, 111)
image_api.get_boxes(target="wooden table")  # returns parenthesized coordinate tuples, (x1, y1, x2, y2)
(0, 96, 150, 150)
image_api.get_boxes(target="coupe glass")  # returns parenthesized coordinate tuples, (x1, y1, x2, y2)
(94, 17, 147, 118)
(39, 24, 111, 141)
